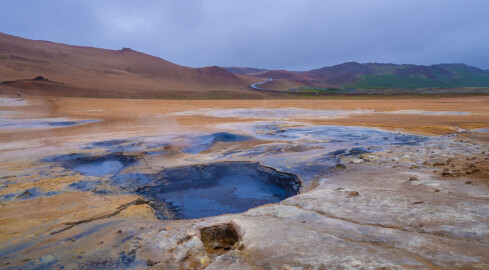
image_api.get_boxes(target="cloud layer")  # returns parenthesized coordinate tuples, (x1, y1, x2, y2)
(1, 0, 488, 70)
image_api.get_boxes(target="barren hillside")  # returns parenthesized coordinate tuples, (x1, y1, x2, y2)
(0, 33, 264, 98)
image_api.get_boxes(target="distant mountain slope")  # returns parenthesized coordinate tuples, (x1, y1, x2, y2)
(305, 62, 489, 89)
(0, 33, 264, 98)
(258, 70, 311, 81)
(222, 67, 269, 76)
(305, 62, 377, 86)
(228, 62, 489, 90)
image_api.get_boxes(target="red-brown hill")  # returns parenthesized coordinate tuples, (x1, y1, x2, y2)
(0, 33, 265, 98)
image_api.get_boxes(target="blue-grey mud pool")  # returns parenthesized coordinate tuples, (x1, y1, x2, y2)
(1, 96, 489, 269)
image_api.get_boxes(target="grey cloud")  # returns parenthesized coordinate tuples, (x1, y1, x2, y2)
(1, 0, 488, 70)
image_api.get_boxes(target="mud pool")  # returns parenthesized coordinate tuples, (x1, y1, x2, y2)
(48, 155, 301, 219)
(136, 162, 301, 219)
(28, 124, 429, 221)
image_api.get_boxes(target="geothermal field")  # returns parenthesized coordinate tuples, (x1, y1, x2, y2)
(1, 1, 489, 269)
(0, 96, 488, 269)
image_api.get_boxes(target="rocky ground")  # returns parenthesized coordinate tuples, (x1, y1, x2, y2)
(0, 96, 488, 269)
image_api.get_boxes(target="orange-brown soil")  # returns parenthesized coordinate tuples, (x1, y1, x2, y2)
(0, 95, 487, 145)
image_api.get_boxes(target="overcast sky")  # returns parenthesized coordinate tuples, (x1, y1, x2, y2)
(1, 0, 488, 70)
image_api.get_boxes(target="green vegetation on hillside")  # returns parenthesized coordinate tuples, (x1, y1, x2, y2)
(346, 64, 489, 89)
(304, 62, 489, 90)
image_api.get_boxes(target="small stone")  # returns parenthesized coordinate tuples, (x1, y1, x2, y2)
(64, 238, 76, 244)
(16, 190, 33, 199)
(412, 201, 424, 204)
(116, 230, 122, 234)
(464, 163, 478, 175)
(211, 242, 221, 249)
(434, 189, 440, 192)
(465, 181, 472, 184)
(359, 155, 371, 162)
(409, 164, 419, 169)
(349, 159, 364, 164)
(335, 163, 346, 170)
(348, 191, 360, 197)
(442, 168, 461, 177)
(281, 264, 293, 270)
(409, 176, 418, 181)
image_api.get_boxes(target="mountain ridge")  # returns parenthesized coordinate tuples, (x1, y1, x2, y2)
(226, 62, 489, 90)
(1, 32, 488, 98)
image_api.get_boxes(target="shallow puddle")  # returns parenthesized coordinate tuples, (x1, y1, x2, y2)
(387, 110, 471, 116)
(223, 122, 427, 146)
(471, 128, 489, 133)
(181, 132, 249, 154)
(0, 117, 99, 130)
(0, 97, 27, 106)
(214, 123, 429, 181)
(73, 160, 124, 177)
(46, 153, 139, 178)
(173, 107, 373, 120)
(172, 107, 472, 120)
